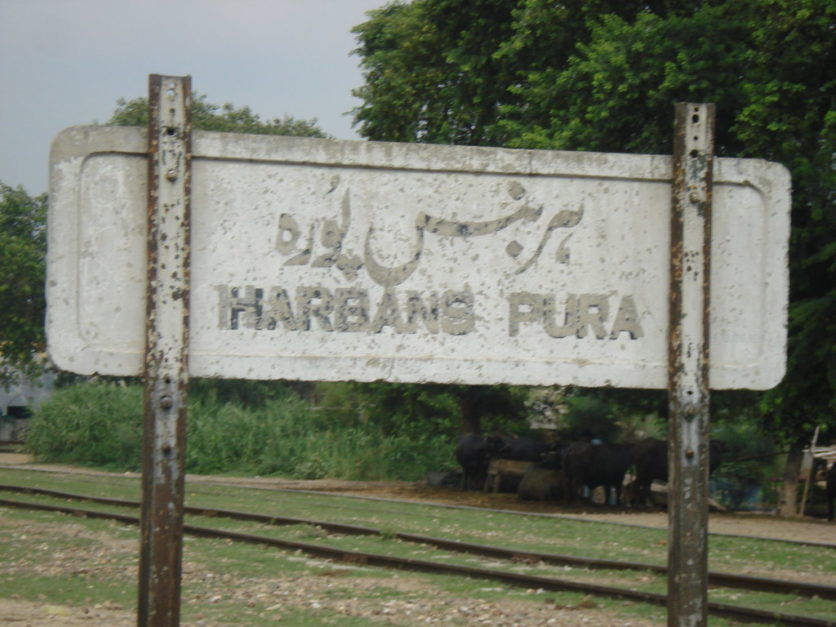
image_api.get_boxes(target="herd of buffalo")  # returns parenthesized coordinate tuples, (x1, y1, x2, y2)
(451, 433, 836, 518)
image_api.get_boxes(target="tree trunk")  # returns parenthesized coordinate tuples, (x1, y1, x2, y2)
(457, 388, 481, 435)
(778, 443, 804, 517)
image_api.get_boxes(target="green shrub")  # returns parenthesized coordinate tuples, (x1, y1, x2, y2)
(186, 394, 319, 475)
(616, 412, 666, 443)
(560, 394, 620, 441)
(189, 378, 303, 410)
(25, 382, 143, 470)
(710, 419, 781, 510)
(186, 392, 453, 480)
(25, 381, 455, 481)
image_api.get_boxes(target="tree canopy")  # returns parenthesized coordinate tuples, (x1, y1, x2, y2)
(109, 94, 328, 138)
(0, 183, 47, 384)
(351, 0, 836, 444)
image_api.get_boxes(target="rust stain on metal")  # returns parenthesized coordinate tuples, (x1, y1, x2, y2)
(139, 74, 192, 627)
(667, 103, 715, 627)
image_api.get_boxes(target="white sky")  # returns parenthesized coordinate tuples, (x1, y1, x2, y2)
(0, 0, 387, 195)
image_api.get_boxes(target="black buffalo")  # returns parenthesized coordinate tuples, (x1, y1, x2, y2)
(630, 437, 726, 507)
(827, 462, 836, 521)
(538, 440, 567, 470)
(494, 436, 550, 462)
(454, 433, 511, 490)
(455, 433, 491, 490)
(562, 441, 633, 506)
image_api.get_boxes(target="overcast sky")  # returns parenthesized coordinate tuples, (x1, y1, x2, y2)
(0, 0, 387, 196)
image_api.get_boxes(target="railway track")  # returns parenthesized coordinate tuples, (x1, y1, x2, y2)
(1, 484, 833, 626)
(4, 463, 832, 549)
(268, 485, 836, 550)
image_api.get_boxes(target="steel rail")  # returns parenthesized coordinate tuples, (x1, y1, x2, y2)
(1, 486, 834, 609)
(272, 488, 836, 550)
(1, 484, 833, 600)
(4, 465, 833, 550)
(0, 496, 832, 626)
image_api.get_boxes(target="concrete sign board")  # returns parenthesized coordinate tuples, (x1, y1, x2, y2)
(47, 126, 790, 389)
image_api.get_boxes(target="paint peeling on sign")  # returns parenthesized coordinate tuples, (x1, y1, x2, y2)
(47, 127, 790, 389)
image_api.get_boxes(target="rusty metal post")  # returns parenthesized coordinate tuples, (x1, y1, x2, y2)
(138, 74, 192, 626)
(667, 102, 714, 627)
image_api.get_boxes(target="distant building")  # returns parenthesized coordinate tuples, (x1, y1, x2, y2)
(1, 364, 57, 441)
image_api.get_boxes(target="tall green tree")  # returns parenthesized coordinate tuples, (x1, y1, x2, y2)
(351, 0, 709, 146)
(351, 0, 518, 145)
(732, 1, 835, 435)
(351, 0, 835, 450)
(0, 183, 47, 385)
(109, 94, 328, 138)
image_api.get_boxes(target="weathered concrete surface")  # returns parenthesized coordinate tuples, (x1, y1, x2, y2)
(48, 129, 790, 389)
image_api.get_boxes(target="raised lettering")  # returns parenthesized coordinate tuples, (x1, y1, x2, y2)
(442, 290, 475, 335)
(404, 291, 440, 334)
(544, 294, 579, 338)
(215, 285, 263, 330)
(266, 288, 298, 331)
(297, 287, 334, 332)
(507, 291, 644, 341)
(508, 292, 544, 337)
(576, 294, 609, 339)
(369, 289, 403, 333)
(334, 288, 369, 332)
(610, 295, 644, 339)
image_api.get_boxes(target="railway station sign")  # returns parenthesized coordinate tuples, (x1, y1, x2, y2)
(47, 125, 790, 389)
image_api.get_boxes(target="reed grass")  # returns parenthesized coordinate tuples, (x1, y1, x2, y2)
(25, 382, 454, 481)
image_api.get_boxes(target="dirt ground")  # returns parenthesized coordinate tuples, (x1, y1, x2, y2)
(1, 453, 834, 625)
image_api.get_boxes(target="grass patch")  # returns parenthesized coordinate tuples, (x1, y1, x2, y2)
(0, 467, 141, 499)
(1, 470, 833, 624)
(4, 468, 833, 584)
(0, 574, 135, 610)
(709, 533, 835, 579)
(0, 506, 137, 613)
